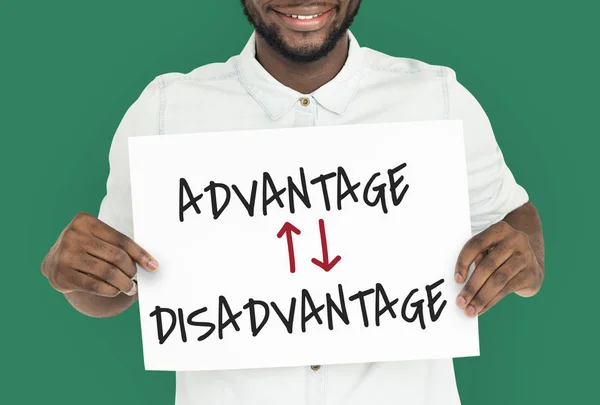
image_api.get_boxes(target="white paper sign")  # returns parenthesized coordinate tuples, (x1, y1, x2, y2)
(128, 120, 479, 371)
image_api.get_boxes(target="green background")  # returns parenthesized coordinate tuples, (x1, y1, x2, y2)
(1, 0, 598, 403)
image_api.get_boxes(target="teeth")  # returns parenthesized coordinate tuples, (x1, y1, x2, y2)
(286, 13, 323, 19)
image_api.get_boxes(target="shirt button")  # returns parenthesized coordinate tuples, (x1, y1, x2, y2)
(310, 365, 321, 371)
(299, 97, 311, 107)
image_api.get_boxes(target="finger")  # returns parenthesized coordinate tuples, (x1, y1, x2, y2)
(455, 251, 484, 284)
(468, 246, 494, 280)
(72, 252, 137, 296)
(54, 268, 120, 297)
(456, 240, 513, 312)
(455, 222, 511, 283)
(79, 233, 137, 278)
(479, 271, 530, 315)
(468, 255, 527, 316)
(474, 252, 485, 268)
(87, 218, 158, 272)
(478, 292, 504, 316)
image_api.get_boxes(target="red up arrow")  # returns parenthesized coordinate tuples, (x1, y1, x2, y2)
(277, 222, 301, 273)
(311, 219, 341, 272)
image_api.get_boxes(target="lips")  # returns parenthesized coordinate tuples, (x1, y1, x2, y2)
(272, 7, 336, 32)
(279, 11, 326, 20)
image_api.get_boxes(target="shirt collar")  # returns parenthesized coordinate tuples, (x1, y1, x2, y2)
(236, 30, 364, 120)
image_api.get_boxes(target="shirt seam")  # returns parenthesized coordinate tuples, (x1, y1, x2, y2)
(161, 70, 240, 90)
(441, 66, 450, 120)
(157, 76, 166, 135)
(365, 64, 431, 75)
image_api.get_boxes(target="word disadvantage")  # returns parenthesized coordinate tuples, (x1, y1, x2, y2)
(151, 279, 447, 345)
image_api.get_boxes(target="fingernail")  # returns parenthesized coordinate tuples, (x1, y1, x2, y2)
(465, 305, 476, 317)
(456, 296, 466, 308)
(147, 260, 159, 271)
(126, 283, 138, 296)
(454, 273, 464, 283)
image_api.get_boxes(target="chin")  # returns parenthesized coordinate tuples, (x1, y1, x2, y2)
(283, 34, 329, 51)
(251, 7, 351, 63)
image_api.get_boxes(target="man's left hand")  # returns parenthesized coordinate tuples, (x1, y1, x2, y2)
(454, 220, 544, 317)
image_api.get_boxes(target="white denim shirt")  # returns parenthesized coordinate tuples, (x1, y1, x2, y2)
(98, 31, 528, 405)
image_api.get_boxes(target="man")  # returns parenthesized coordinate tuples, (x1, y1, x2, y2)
(41, 1, 545, 404)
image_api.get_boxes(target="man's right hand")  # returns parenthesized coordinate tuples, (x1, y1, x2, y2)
(41, 212, 158, 298)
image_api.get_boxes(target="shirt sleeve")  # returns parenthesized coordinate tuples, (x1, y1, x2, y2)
(445, 68, 529, 235)
(97, 77, 161, 239)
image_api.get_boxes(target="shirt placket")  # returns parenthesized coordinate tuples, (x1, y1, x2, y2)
(292, 95, 326, 405)
(293, 96, 316, 127)
(306, 364, 326, 405)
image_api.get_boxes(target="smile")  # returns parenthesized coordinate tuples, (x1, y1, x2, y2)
(282, 13, 324, 20)
(272, 8, 336, 31)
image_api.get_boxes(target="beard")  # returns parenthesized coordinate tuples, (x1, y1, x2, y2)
(241, 1, 362, 63)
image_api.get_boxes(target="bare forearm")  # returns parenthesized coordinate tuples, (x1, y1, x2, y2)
(503, 201, 545, 272)
(64, 291, 137, 318)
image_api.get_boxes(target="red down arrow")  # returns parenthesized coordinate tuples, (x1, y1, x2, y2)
(311, 219, 342, 272)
